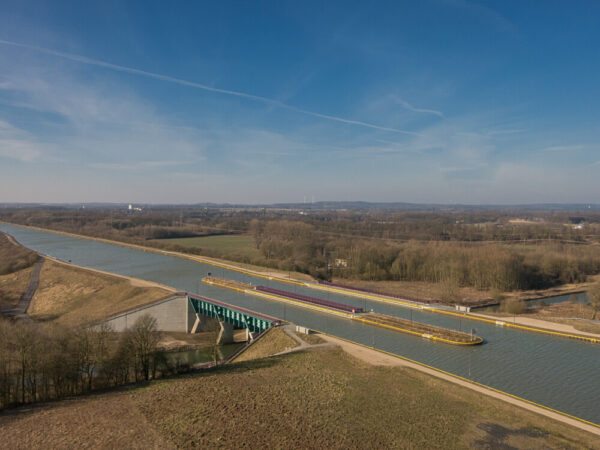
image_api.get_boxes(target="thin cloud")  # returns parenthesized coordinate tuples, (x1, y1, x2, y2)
(542, 145, 586, 152)
(0, 39, 419, 136)
(88, 160, 190, 170)
(393, 96, 444, 118)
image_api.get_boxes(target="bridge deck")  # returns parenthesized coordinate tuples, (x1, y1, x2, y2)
(187, 292, 282, 332)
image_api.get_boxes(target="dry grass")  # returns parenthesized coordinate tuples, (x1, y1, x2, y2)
(0, 232, 38, 311)
(294, 331, 326, 345)
(0, 232, 38, 276)
(0, 347, 597, 449)
(0, 266, 34, 311)
(27, 261, 172, 327)
(233, 327, 299, 362)
(0, 390, 171, 449)
(524, 301, 600, 334)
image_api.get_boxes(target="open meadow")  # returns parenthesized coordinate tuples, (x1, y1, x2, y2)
(153, 234, 261, 259)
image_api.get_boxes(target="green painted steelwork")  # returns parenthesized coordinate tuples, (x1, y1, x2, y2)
(188, 296, 273, 332)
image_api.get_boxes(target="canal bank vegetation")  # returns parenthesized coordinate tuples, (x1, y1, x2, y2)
(0, 345, 597, 448)
(3, 207, 600, 304)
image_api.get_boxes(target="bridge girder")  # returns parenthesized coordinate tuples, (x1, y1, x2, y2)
(188, 296, 273, 332)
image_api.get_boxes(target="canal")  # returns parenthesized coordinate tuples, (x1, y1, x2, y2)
(1, 224, 599, 425)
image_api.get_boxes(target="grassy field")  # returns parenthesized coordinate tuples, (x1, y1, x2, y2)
(233, 327, 299, 362)
(28, 261, 172, 327)
(154, 234, 261, 259)
(0, 345, 597, 449)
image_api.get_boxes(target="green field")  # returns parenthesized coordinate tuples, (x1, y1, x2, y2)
(156, 234, 261, 258)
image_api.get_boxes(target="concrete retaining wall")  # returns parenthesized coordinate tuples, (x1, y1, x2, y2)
(104, 295, 196, 332)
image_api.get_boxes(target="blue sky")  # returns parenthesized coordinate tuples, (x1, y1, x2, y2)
(0, 1, 599, 204)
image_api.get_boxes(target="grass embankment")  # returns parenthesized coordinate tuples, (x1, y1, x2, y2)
(0, 266, 35, 311)
(28, 261, 172, 327)
(359, 313, 482, 344)
(0, 232, 38, 311)
(294, 331, 325, 345)
(0, 346, 597, 448)
(153, 234, 261, 259)
(233, 327, 298, 362)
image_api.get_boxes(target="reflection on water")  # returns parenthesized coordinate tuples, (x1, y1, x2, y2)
(1, 224, 599, 424)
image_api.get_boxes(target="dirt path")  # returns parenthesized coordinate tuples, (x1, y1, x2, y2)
(1, 258, 43, 321)
(472, 312, 600, 338)
(320, 334, 600, 436)
(272, 325, 335, 356)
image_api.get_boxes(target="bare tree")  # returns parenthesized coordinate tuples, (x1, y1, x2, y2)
(587, 283, 600, 320)
(129, 314, 161, 381)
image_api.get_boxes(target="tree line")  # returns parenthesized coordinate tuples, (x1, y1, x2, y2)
(3, 208, 600, 291)
(0, 315, 183, 410)
(249, 219, 600, 291)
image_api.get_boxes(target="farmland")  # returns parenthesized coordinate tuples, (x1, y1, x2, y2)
(152, 234, 261, 259)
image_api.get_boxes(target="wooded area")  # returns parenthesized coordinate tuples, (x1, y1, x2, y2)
(0, 315, 183, 410)
(2, 206, 600, 292)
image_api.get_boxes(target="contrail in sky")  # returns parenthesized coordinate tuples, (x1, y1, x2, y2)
(0, 39, 420, 136)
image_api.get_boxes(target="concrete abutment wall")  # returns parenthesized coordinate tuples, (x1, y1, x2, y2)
(101, 295, 258, 344)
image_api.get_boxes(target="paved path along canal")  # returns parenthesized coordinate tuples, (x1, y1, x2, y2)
(1, 223, 599, 426)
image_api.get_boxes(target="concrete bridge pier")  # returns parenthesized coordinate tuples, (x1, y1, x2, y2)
(190, 312, 204, 334)
(217, 320, 235, 345)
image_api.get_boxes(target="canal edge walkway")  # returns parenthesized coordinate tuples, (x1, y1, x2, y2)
(471, 312, 600, 339)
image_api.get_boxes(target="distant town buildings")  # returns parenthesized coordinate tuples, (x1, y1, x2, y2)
(127, 204, 143, 213)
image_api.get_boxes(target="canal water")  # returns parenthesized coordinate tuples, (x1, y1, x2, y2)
(2, 224, 599, 425)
